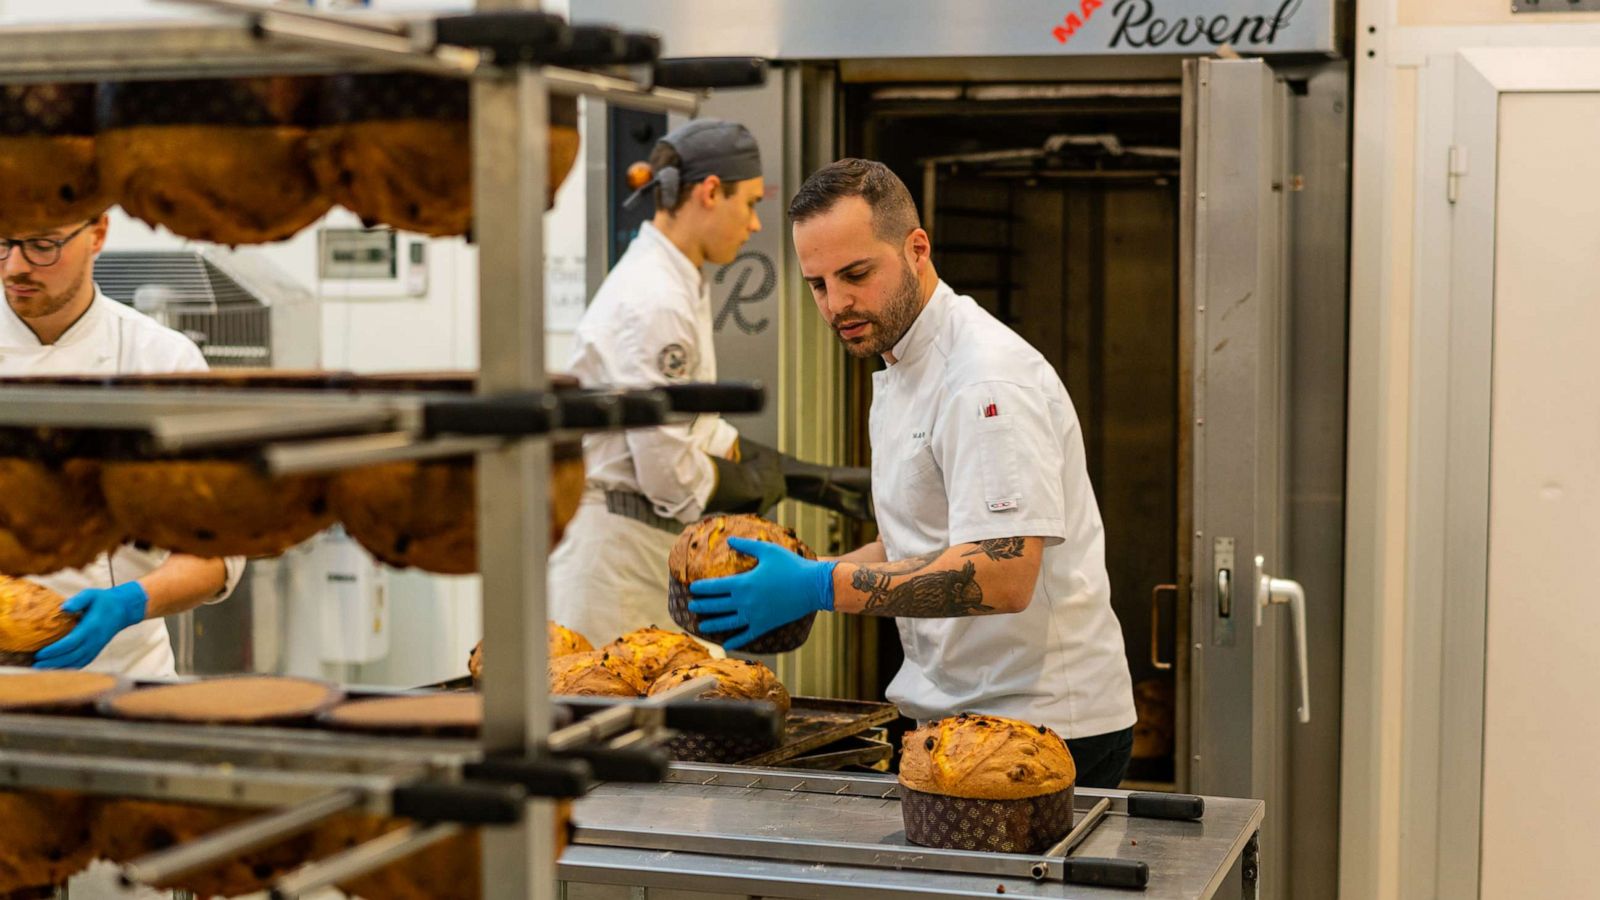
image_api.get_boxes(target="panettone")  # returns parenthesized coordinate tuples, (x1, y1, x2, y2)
(548, 648, 647, 697)
(0, 83, 109, 234)
(468, 621, 591, 684)
(0, 577, 74, 667)
(99, 460, 334, 558)
(647, 657, 790, 716)
(0, 458, 123, 576)
(96, 77, 330, 244)
(603, 626, 711, 684)
(667, 514, 818, 653)
(308, 801, 571, 900)
(0, 671, 119, 711)
(105, 676, 340, 725)
(0, 790, 97, 897)
(310, 74, 579, 235)
(331, 444, 585, 575)
(646, 657, 790, 764)
(898, 713, 1077, 853)
(89, 799, 315, 897)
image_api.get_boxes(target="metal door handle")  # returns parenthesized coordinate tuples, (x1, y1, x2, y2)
(1255, 555, 1310, 723)
(1216, 567, 1232, 617)
(1149, 584, 1177, 670)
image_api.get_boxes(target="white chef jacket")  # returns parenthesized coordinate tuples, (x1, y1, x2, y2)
(0, 287, 245, 677)
(548, 223, 738, 641)
(870, 281, 1136, 739)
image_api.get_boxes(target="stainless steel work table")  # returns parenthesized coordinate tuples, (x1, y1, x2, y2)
(559, 765, 1264, 899)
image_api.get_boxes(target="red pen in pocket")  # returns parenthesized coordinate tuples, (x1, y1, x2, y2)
(983, 402, 998, 418)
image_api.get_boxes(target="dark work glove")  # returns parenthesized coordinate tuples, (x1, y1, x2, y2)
(780, 455, 875, 522)
(705, 440, 785, 515)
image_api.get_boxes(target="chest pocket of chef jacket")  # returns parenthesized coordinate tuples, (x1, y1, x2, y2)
(974, 414, 1022, 512)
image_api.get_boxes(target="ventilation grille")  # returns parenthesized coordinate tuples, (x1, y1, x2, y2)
(93, 250, 271, 367)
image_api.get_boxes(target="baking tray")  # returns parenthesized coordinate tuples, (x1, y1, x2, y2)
(742, 696, 898, 767)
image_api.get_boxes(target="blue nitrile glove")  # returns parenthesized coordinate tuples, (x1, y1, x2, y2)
(33, 582, 148, 670)
(687, 536, 837, 651)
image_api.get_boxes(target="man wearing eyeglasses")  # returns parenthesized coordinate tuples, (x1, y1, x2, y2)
(0, 214, 243, 677)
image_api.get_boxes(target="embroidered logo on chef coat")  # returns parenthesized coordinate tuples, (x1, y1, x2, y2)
(657, 343, 693, 379)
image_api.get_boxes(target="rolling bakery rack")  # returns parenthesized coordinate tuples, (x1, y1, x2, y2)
(0, 3, 775, 899)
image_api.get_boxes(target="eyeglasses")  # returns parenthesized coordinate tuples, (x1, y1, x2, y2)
(0, 220, 95, 268)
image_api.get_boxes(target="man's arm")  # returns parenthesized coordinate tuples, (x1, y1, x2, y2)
(33, 553, 229, 670)
(140, 553, 230, 618)
(686, 536, 1045, 650)
(830, 537, 1044, 617)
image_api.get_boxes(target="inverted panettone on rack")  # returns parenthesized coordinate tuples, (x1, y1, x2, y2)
(898, 713, 1078, 854)
(668, 514, 818, 653)
(330, 440, 585, 575)
(0, 789, 98, 898)
(309, 73, 581, 235)
(0, 577, 75, 667)
(0, 458, 122, 576)
(99, 459, 335, 559)
(96, 76, 331, 244)
(0, 83, 110, 234)
(90, 799, 319, 898)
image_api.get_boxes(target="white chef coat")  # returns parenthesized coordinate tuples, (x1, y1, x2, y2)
(0, 287, 245, 677)
(547, 222, 738, 641)
(870, 281, 1136, 739)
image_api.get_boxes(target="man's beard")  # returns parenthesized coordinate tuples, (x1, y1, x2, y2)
(5, 268, 86, 322)
(834, 261, 921, 359)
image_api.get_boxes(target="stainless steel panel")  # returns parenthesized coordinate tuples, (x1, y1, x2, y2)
(571, 0, 1338, 58)
(1183, 57, 1289, 897)
(563, 768, 1265, 899)
(1512, 0, 1600, 10)
(1280, 61, 1349, 900)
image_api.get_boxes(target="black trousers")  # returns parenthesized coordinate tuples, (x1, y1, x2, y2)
(887, 717, 1134, 789)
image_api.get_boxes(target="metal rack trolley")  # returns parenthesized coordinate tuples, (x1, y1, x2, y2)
(0, 4, 718, 899)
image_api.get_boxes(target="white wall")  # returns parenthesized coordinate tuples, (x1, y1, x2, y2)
(1479, 91, 1600, 900)
(1346, 3, 1600, 898)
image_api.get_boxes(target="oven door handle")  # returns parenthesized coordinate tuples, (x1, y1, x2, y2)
(1255, 556, 1310, 724)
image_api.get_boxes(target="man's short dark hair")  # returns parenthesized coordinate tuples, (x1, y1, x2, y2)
(788, 158, 921, 244)
(650, 142, 740, 213)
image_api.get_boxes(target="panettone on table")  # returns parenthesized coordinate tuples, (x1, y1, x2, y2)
(898, 713, 1077, 854)
(647, 657, 790, 763)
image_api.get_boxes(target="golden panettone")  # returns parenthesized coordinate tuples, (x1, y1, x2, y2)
(666, 514, 818, 654)
(331, 444, 585, 575)
(0, 458, 122, 576)
(0, 83, 109, 234)
(645, 658, 789, 763)
(468, 621, 591, 684)
(96, 77, 330, 244)
(0, 790, 96, 897)
(548, 649, 647, 698)
(898, 714, 1077, 854)
(647, 657, 791, 716)
(0, 577, 74, 666)
(899, 713, 1076, 801)
(310, 73, 579, 235)
(89, 799, 316, 897)
(99, 460, 334, 559)
(603, 626, 711, 684)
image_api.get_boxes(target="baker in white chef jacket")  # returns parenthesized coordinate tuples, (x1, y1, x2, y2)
(686, 160, 1138, 787)
(548, 119, 786, 642)
(0, 214, 244, 677)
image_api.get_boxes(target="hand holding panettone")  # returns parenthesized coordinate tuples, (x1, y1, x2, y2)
(667, 514, 820, 653)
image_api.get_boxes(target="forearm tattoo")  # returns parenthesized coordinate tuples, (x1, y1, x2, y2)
(852, 560, 993, 617)
(961, 537, 1026, 561)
